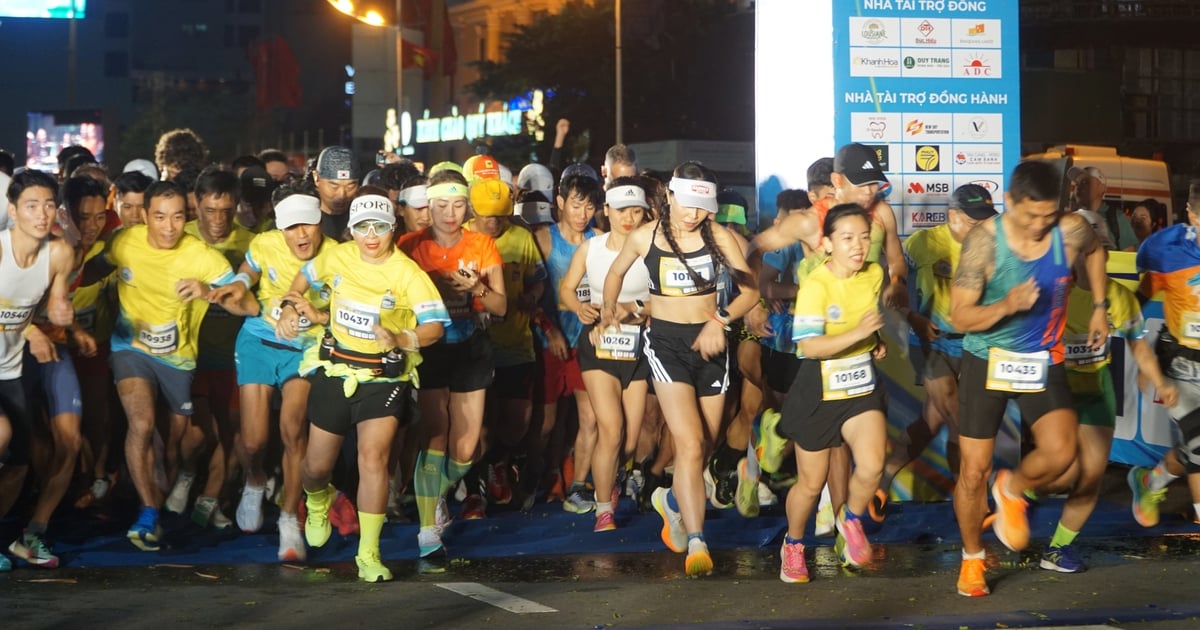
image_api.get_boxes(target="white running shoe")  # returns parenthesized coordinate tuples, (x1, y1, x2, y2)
(277, 512, 306, 562)
(165, 472, 195, 515)
(236, 485, 266, 533)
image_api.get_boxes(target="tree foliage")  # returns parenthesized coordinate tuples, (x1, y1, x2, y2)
(468, 0, 750, 167)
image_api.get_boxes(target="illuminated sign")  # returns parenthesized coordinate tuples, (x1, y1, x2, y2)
(385, 89, 547, 154)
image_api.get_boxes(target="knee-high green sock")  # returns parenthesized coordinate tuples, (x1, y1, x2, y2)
(1049, 522, 1078, 548)
(445, 458, 474, 493)
(414, 449, 446, 528)
(358, 512, 385, 557)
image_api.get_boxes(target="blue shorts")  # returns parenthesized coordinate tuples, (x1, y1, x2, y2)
(235, 328, 304, 389)
(24, 343, 83, 417)
(110, 350, 195, 416)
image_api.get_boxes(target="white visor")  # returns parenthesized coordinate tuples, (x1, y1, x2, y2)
(398, 185, 428, 208)
(274, 194, 322, 229)
(606, 185, 649, 209)
(667, 177, 718, 213)
(348, 194, 396, 226)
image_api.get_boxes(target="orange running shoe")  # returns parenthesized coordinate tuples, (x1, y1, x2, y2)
(989, 469, 1029, 552)
(956, 557, 990, 597)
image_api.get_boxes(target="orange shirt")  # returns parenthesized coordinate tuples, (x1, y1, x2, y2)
(396, 228, 502, 343)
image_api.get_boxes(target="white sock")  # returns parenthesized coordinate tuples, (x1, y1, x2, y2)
(962, 548, 986, 561)
(595, 501, 613, 515)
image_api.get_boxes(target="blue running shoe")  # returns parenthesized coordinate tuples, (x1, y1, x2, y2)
(127, 507, 162, 551)
(0, 553, 11, 572)
(1040, 544, 1087, 573)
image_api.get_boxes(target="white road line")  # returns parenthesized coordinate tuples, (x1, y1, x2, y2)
(436, 582, 558, 614)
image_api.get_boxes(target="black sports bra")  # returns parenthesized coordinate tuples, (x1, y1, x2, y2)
(642, 224, 717, 297)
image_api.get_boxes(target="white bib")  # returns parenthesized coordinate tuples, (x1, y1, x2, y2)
(986, 348, 1049, 392)
(820, 352, 876, 401)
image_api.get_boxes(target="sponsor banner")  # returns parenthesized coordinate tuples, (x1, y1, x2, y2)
(848, 16, 900, 46)
(951, 18, 1001, 48)
(850, 47, 902, 77)
(953, 113, 1003, 142)
(851, 112, 902, 143)
(903, 114, 954, 141)
(953, 48, 1003, 79)
(951, 143, 1004, 173)
(900, 17, 951, 47)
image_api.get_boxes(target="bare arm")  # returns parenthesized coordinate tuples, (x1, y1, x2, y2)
(746, 211, 821, 280)
(600, 224, 650, 328)
(45, 239, 76, 327)
(558, 240, 597, 325)
(1062, 212, 1109, 349)
(949, 223, 1032, 332)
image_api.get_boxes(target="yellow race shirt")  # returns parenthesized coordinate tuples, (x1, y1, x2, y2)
(71, 240, 116, 344)
(186, 221, 256, 370)
(792, 262, 883, 360)
(108, 226, 237, 370)
(1063, 280, 1145, 374)
(299, 242, 451, 379)
(241, 230, 335, 349)
(903, 223, 964, 356)
(480, 223, 546, 367)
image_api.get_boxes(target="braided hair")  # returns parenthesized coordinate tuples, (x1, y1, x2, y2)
(661, 161, 751, 291)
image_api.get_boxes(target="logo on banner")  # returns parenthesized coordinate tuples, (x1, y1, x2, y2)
(907, 118, 950, 137)
(907, 181, 950, 195)
(906, 120, 924, 135)
(915, 146, 940, 172)
(969, 179, 1001, 193)
(918, 20, 935, 37)
(968, 23, 986, 36)
(968, 116, 989, 138)
(963, 54, 993, 77)
(861, 20, 888, 43)
(868, 120, 887, 139)
(866, 145, 890, 171)
(909, 210, 948, 229)
(955, 149, 1002, 168)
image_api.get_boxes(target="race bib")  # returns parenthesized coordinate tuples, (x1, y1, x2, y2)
(269, 305, 313, 331)
(0, 302, 35, 332)
(1184, 313, 1200, 340)
(576, 273, 591, 303)
(1063, 333, 1107, 368)
(333, 298, 380, 340)
(986, 348, 1049, 392)
(137, 321, 179, 355)
(820, 352, 876, 401)
(659, 256, 713, 296)
(596, 324, 641, 361)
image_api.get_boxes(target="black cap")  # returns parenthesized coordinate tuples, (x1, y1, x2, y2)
(948, 184, 996, 220)
(833, 143, 888, 187)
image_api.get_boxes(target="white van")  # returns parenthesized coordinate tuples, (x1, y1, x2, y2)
(1027, 144, 1174, 223)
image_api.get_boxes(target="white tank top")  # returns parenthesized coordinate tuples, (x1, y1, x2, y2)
(0, 230, 52, 379)
(585, 232, 650, 306)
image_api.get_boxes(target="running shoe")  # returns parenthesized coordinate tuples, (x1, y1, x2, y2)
(304, 485, 334, 548)
(236, 484, 266, 533)
(755, 409, 788, 475)
(625, 469, 645, 500)
(707, 459, 736, 509)
(1128, 466, 1166, 527)
(835, 507, 871, 568)
(127, 507, 162, 551)
(277, 512, 306, 562)
(164, 471, 194, 514)
(757, 481, 779, 507)
(1040, 544, 1086, 573)
(192, 496, 232, 529)
(417, 527, 447, 574)
(488, 462, 513, 505)
(990, 469, 1029, 551)
(735, 457, 760, 518)
(0, 554, 10, 572)
(356, 549, 394, 583)
(685, 538, 713, 577)
(814, 500, 835, 537)
(651, 487, 687, 553)
(563, 489, 596, 514)
(330, 492, 360, 536)
(638, 471, 662, 513)
(956, 557, 990, 597)
(593, 510, 616, 532)
(461, 494, 487, 520)
(702, 467, 721, 508)
(779, 539, 809, 583)
(8, 533, 60, 568)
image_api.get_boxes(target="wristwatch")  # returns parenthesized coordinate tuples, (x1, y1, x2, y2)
(1092, 299, 1109, 310)
(715, 307, 732, 326)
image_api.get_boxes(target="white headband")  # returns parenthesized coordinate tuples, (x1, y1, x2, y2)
(398, 185, 428, 208)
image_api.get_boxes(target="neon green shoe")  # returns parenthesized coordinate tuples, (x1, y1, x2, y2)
(356, 550, 394, 583)
(755, 409, 788, 475)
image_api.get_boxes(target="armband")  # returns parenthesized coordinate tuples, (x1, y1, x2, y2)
(233, 272, 252, 289)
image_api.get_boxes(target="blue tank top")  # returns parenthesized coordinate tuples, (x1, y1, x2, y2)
(963, 215, 1071, 363)
(544, 222, 595, 348)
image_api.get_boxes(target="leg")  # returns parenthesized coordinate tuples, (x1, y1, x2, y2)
(29, 410, 82, 527)
(569, 389, 598, 489)
(580, 370, 625, 517)
(841, 411, 887, 517)
(236, 384, 273, 488)
(955, 436, 995, 556)
(785, 445, 830, 539)
(278, 378, 310, 516)
(118, 378, 163, 509)
(655, 382, 711, 536)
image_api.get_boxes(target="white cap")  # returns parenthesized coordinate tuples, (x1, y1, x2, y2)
(274, 194, 322, 229)
(123, 158, 159, 181)
(348, 194, 396, 226)
(668, 177, 718, 213)
(517, 163, 554, 202)
(606, 184, 648, 209)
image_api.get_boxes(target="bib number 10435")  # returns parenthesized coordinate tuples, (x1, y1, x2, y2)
(986, 348, 1049, 392)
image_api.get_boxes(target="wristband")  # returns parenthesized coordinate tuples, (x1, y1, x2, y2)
(233, 272, 252, 289)
(711, 313, 731, 331)
(280, 299, 297, 311)
(1092, 300, 1109, 310)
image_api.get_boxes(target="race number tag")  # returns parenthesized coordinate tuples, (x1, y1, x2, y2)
(596, 324, 641, 361)
(819, 352, 876, 401)
(269, 305, 313, 331)
(1183, 313, 1200, 340)
(333, 298, 380, 340)
(576, 273, 591, 303)
(0, 302, 35, 332)
(1063, 333, 1107, 368)
(986, 348, 1049, 392)
(659, 256, 712, 296)
(137, 322, 179, 355)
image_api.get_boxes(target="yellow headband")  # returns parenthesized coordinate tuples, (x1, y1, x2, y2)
(426, 182, 468, 199)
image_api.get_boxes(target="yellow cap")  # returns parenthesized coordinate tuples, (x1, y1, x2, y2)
(470, 179, 513, 217)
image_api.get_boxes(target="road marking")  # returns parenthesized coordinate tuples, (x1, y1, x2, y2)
(436, 582, 557, 614)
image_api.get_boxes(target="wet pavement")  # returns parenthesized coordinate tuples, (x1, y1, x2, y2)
(3, 466, 1200, 629)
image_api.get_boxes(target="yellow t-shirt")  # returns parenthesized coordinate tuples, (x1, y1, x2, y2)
(481, 223, 545, 367)
(1064, 280, 1145, 373)
(71, 240, 116, 344)
(792, 262, 883, 360)
(299, 242, 451, 379)
(107, 226, 236, 370)
(186, 221, 256, 369)
(241, 230, 335, 349)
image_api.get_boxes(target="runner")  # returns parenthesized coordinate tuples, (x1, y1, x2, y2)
(600, 161, 760, 576)
(949, 160, 1108, 597)
(278, 193, 449, 582)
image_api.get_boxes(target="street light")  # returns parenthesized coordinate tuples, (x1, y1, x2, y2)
(326, 0, 389, 27)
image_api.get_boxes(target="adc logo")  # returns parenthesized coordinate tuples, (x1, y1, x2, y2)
(962, 54, 992, 76)
(914, 146, 940, 172)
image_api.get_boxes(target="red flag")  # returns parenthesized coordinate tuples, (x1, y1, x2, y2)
(416, 0, 457, 77)
(249, 36, 303, 111)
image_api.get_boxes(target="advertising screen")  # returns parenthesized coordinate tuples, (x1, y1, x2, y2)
(26, 111, 104, 173)
(0, 1, 86, 19)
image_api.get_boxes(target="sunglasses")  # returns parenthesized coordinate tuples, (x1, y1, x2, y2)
(350, 220, 394, 236)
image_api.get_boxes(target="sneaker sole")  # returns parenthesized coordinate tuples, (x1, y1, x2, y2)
(562, 502, 595, 514)
(1127, 468, 1159, 528)
(278, 547, 306, 563)
(127, 531, 161, 552)
(1038, 558, 1082, 573)
(956, 584, 990, 597)
(685, 550, 713, 577)
(990, 471, 1029, 552)
(651, 492, 686, 553)
(779, 569, 809, 584)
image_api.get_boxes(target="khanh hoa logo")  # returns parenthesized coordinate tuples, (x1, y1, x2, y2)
(861, 20, 888, 43)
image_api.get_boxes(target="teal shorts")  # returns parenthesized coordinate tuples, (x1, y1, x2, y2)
(234, 327, 304, 389)
(1068, 363, 1117, 429)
